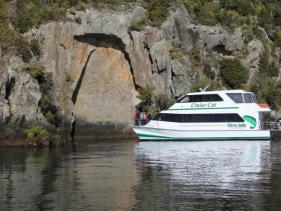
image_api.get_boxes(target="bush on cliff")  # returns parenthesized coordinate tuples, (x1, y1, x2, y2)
(137, 84, 174, 114)
(137, 84, 153, 113)
(25, 124, 49, 143)
(259, 51, 279, 77)
(219, 59, 248, 89)
(190, 75, 222, 92)
(249, 75, 281, 110)
(23, 63, 60, 125)
(154, 93, 174, 111)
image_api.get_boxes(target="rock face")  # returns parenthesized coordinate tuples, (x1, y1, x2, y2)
(0, 56, 46, 124)
(9, 70, 45, 124)
(0, 4, 279, 128)
(74, 47, 138, 126)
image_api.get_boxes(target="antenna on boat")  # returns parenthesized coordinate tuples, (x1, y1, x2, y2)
(199, 85, 209, 92)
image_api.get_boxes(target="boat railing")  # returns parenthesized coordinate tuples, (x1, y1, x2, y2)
(261, 122, 280, 130)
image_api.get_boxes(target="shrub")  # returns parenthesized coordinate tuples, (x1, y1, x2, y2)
(259, 52, 279, 77)
(188, 48, 201, 65)
(25, 124, 49, 142)
(190, 75, 222, 92)
(143, 0, 171, 26)
(74, 17, 82, 24)
(249, 74, 281, 109)
(137, 84, 154, 113)
(169, 48, 184, 62)
(219, 59, 248, 89)
(23, 63, 59, 125)
(154, 93, 173, 111)
(128, 16, 147, 32)
(30, 39, 42, 58)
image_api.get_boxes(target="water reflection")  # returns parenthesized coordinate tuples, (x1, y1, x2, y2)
(0, 141, 281, 210)
(0, 143, 137, 211)
(134, 141, 276, 210)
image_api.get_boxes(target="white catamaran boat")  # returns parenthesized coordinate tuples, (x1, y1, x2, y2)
(132, 90, 272, 141)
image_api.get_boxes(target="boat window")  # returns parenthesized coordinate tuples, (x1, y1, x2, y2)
(251, 93, 257, 103)
(156, 113, 244, 123)
(180, 94, 223, 103)
(227, 93, 244, 103)
(243, 93, 254, 103)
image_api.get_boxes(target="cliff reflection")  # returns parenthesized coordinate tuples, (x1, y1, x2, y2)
(0, 142, 137, 211)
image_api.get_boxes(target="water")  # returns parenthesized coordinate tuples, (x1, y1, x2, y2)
(0, 140, 281, 211)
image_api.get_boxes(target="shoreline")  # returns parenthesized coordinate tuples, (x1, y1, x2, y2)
(0, 124, 138, 147)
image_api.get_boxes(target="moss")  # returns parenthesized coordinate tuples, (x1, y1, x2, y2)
(219, 59, 248, 89)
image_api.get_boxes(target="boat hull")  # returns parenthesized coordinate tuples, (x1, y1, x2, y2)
(132, 126, 271, 141)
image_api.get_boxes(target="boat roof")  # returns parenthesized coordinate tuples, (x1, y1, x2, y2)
(187, 90, 251, 95)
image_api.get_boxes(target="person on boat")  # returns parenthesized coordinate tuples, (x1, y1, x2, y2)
(142, 112, 147, 125)
(134, 111, 138, 125)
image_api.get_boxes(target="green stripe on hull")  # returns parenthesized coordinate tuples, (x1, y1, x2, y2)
(169, 107, 239, 111)
(139, 137, 271, 140)
(136, 132, 173, 139)
(137, 133, 270, 140)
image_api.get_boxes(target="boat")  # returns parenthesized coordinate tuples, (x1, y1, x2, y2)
(132, 90, 272, 141)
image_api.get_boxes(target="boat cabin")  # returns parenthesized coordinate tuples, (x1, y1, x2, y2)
(180, 90, 256, 104)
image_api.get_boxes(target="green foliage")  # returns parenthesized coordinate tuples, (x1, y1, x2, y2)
(154, 93, 173, 111)
(169, 48, 184, 61)
(190, 75, 222, 92)
(25, 124, 49, 142)
(250, 74, 281, 109)
(275, 30, 281, 47)
(30, 39, 42, 58)
(137, 85, 174, 113)
(74, 17, 82, 24)
(183, 0, 220, 26)
(219, 59, 248, 89)
(137, 84, 154, 113)
(23, 63, 59, 125)
(128, 16, 147, 32)
(259, 51, 279, 77)
(142, 0, 172, 26)
(188, 48, 201, 65)
(182, 0, 281, 42)
(14, 0, 85, 33)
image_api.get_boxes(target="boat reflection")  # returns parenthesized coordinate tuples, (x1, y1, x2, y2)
(134, 141, 272, 210)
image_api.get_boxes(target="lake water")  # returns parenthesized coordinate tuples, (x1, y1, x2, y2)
(0, 140, 281, 210)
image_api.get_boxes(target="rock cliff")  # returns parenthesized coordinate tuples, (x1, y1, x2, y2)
(0, 4, 280, 128)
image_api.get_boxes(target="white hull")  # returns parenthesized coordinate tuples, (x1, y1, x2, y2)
(132, 126, 271, 141)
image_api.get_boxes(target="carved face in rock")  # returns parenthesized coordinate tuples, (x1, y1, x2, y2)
(74, 48, 136, 126)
